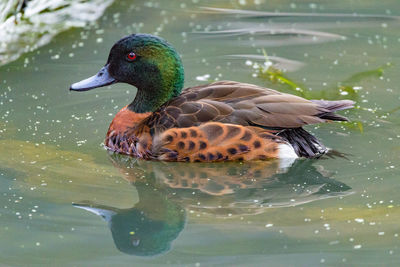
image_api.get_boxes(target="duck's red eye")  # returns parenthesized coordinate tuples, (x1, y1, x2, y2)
(127, 52, 136, 61)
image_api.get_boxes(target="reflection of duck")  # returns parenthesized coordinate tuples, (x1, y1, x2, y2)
(109, 153, 353, 216)
(74, 154, 352, 256)
(74, 181, 185, 256)
(70, 33, 354, 162)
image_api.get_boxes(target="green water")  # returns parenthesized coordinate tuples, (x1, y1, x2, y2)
(1, 0, 400, 266)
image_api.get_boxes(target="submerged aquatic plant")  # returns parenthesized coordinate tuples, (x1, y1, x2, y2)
(0, 0, 114, 66)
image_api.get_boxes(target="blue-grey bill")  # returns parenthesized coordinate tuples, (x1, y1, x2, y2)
(72, 203, 116, 222)
(70, 64, 116, 91)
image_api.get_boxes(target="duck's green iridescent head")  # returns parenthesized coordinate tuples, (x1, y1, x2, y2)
(70, 34, 184, 113)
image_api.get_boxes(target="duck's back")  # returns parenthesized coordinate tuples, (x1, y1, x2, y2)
(145, 80, 351, 130)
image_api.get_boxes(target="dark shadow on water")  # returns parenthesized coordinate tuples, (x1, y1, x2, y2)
(73, 153, 352, 257)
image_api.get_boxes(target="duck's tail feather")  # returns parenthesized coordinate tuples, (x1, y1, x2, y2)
(277, 127, 327, 158)
(276, 100, 354, 158)
(312, 99, 355, 122)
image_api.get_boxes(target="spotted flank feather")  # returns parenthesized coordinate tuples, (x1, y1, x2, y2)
(152, 122, 285, 162)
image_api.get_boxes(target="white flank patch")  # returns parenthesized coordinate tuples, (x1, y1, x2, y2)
(278, 143, 298, 169)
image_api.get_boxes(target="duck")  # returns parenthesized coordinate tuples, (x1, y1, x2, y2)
(70, 33, 354, 162)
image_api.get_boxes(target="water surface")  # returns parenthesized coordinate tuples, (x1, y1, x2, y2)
(1, 0, 400, 266)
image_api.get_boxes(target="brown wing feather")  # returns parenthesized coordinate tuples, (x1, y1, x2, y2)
(137, 80, 353, 135)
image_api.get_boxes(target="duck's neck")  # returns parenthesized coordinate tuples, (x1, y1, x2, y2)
(127, 80, 182, 113)
(127, 52, 184, 113)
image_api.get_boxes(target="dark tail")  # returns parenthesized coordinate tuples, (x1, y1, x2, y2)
(278, 99, 354, 158)
(278, 128, 327, 158)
